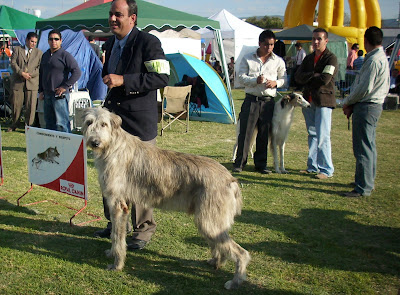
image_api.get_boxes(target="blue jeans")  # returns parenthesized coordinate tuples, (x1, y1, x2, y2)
(352, 102, 382, 196)
(302, 103, 334, 176)
(43, 93, 71, 133)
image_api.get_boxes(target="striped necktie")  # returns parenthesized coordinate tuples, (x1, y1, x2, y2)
(108, 40, 121, 74)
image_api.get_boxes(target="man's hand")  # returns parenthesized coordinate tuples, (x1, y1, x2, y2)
(55, 87, 67, 97)
(21, 72, 31, 80)
(265, 80, 277, 89)
(103, 74, 124, 88)
(39, 92, 44, 100)
(343, 104, 353, 119)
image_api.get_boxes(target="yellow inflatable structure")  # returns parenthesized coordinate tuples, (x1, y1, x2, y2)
(284, 0, 382, 49)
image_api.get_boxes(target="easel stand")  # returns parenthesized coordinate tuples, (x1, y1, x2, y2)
(17, 184, 101, 226)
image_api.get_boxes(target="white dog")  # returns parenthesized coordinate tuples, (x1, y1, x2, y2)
(232, 93, 310, 173)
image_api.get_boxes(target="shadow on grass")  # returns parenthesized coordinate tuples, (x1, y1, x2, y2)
(238, 208, 400, 276)
(0, 213, 296, 294)
(0, 199, 37, 215)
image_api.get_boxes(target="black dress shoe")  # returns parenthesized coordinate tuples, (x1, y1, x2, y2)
(232, 167, 242, 173)
(127, 239, 148, 251)
(94, 228, 111, 238)
(255, 167, 272, 174)
(343, 190, 363, 198)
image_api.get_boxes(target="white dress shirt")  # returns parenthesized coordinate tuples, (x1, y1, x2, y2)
(238, 51, 287, 97)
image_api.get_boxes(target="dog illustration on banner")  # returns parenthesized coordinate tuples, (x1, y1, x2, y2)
(82, 107, 250, 290)
(31, 147, 60, 169)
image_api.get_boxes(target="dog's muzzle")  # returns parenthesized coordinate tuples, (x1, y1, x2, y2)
(89, 139, 100, 148)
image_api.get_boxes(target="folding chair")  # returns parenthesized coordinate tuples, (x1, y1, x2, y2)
(160, 85, 192, 136)
(67, 90, 92, 131)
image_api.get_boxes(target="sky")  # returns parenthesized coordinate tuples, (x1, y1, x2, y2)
(1, 0, 398, 21)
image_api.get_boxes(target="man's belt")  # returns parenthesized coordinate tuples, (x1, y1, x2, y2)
(246, 93, 273, 102)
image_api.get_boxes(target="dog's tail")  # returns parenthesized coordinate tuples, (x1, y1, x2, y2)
(231, 179, 243, 216)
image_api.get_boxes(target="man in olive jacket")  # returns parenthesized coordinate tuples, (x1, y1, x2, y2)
(295, 27, 338, 179)
(8, 32, 42, 132)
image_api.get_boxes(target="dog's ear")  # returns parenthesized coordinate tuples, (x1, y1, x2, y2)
(110, 111, 122, 129)
(281, 95, 290, 108)
(289, 93, 297, 101)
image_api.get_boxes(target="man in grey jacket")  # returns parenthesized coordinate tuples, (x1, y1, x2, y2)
(295, 27, 338, 180)
(342, 26, 390, 197)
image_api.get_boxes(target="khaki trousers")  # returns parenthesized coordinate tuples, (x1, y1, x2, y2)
(11, 87, 37, 128)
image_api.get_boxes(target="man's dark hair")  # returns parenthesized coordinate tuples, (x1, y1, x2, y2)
(364, 26, 383, 46)
(259, 30, 276, 43)
(295, 42, 302, 48)
(48, 29, 62, 40)
(351, 43, 359, 50)
(112, 0, 138, 25)
(313, 27, 328, 39)
(26, 32, 38, 41)
(88, 35, 95, 42)
(357, 49, 364, 57)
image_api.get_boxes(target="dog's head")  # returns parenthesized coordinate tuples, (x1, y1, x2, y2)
(81, 107, 122, 152)
(281, 92, 310, 109)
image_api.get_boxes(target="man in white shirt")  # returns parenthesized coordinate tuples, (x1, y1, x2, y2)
(232, 30, 286, 174)
(342, 26, 390, 197)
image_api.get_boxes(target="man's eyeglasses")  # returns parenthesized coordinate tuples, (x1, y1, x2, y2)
(48, 38, 60, 41)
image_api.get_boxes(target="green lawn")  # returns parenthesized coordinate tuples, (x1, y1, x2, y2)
(0, 89, 399, 294)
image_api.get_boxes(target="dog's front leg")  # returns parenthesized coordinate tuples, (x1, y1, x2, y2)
(272, 135, 281, 174)
(106, 199, 129, 271)
(279, 142, 288, 174)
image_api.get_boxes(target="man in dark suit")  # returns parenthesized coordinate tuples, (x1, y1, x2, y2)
(8, 32, 42, 132)
(94, 0, 169, 250)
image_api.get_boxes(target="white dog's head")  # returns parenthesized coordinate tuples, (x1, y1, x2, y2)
(82, 107, 122, 152)
(281, 92, 310, 109)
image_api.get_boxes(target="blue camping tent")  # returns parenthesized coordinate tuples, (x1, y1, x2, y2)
(166, 53, 235, 124)
(16, 29, 107, 101)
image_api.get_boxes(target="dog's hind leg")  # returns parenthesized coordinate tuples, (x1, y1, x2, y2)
(207, 238, 228, 270)
(106, 199, 129, 271)
(212, 233, 251, 290)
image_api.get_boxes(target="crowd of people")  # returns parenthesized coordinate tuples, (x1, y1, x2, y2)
(2, 0, 391, 250)
(232, 26, 390, 199)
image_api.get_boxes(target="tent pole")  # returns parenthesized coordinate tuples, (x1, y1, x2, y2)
(214, 29, 236, 124)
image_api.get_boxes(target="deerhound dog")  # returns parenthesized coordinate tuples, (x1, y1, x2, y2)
(82, 107, 250, 290)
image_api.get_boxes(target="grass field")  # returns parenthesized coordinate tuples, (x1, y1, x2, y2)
(0, 89, 399, 294)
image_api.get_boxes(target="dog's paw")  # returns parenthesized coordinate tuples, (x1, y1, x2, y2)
(107, 264, 120, 271)
(224, 280, 240, 290)
(281, 169, 289, 174)
(207, 258, 220, 270)
(105, 249, 114, 258)
(207, 258, 217, 266)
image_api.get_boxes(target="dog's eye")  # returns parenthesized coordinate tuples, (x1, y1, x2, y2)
(101, 122, 108, 128)
(86, 120, 93, 126)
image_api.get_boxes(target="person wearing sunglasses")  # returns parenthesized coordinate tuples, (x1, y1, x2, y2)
(38, 29, 81, 132)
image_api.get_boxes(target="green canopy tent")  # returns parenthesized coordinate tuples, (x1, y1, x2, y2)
(0, 5, 42, 38)
(275, 24, 347, 81)
(35, 1, 219, 33)
(35, 1, 236, 123)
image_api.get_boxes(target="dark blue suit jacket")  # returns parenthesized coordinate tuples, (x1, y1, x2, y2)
(102, 27, 169, 141)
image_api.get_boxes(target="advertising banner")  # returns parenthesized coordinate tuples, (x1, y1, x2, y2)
(26, 126, 87, 200)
